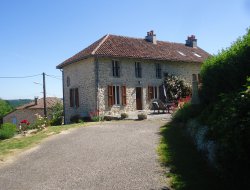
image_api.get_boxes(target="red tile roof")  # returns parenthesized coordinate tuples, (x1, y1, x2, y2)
(17, 97, 62, 110)
(57, 34, 211, 69)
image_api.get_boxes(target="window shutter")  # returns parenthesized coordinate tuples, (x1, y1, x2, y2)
(148, 86, 153, 101)
(70, 89, 74, 107)
(198, 74, 202, 83)
(121, 85, 127, 105)
(108, 85, 114, 107)
(75, 88, 79, 107)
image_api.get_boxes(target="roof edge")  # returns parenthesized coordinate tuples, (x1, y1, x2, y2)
(91, 34, 110, 55)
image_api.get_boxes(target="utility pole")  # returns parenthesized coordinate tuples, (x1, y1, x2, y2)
(43, 72, 47, 117)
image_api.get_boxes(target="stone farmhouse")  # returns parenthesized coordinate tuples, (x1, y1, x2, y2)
(3, 97, 62, 125)
(57, 31, 210, 124)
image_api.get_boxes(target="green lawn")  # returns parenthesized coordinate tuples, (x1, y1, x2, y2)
(158, 122, 226, 190)
(0, 122, 93, 161)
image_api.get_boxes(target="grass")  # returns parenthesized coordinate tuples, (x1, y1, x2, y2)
(158, 122, 225, 190)
(0, 122, 93, 161)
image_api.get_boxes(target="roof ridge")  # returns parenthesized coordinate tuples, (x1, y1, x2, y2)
(91, 34, 110, 55)
(108, 34, 187, 46)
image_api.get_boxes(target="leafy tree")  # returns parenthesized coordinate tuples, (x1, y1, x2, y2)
(49, 102, 63, 126)
(0, 99, 13, 122)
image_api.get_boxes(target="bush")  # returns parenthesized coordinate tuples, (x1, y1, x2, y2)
(91, 116, 103, 122)
(0, 123, 16, 140)
(28, 114, 49, 131)
(49, 102, 63, 126)
(164, 74, 191, 101)
(203, 86, 250, 187)
(173, 103, 203, 123)
(120, 113, 128, 119)
(70, 114, 81, 123)
(138, 113, 147, 120)
(200, 28, 250, 104)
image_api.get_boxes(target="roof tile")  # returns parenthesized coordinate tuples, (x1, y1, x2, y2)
(57, 34, 210, 68)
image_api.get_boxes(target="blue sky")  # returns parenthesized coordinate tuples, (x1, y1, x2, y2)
(0, 0, 249, 99)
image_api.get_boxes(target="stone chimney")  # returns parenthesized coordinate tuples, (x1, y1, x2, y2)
(185, 35, 197, 48)
(145, 30, 157, 44)
(34, 97, 38, 105)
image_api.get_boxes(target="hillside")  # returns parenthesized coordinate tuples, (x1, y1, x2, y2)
(6, 99, 32, 108)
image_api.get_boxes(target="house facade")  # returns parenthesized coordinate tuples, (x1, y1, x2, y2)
(57, 31, 210, 123)
(3, 97, 62, 125)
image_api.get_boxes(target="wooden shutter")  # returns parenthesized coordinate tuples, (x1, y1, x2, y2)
(148, 86, 153, 101)
(121, 85, 127, 105)
(198, 74, 202, 83)
(108, 85, 114, 107)
(70, 89, 74, 107)
(75, 88, 79, 107)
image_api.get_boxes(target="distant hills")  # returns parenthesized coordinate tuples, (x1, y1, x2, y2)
(6, 99, 32, 108)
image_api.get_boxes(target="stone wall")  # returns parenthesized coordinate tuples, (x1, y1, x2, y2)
(63, 58, 96, 123)
(61, 56, 201, 122)
(97, 57, 201, 115)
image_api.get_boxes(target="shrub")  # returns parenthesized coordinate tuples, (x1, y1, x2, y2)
(49, 102, 63, 126)
(200, 28, 250, 104)
(164, 74, 191, 102)
(28, 114, 49, 131)
(203, 86, 250, 187)
(120, 113, 128, 119)
(70, 114, 81, 123)
(0, 123, 16, 140)
(91, 116, 103, 122)
(138, 113, 147, 120)
(173, 103, 203, 123)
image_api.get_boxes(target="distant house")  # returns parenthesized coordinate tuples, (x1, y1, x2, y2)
(3, 97, 62, 125)
(56, 31, 210, 124)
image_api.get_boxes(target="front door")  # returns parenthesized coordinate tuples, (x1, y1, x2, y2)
(136, 87, 142, 110)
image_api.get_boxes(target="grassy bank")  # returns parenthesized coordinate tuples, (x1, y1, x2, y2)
(0, 123, 93, 161)
(158, 122, 225, 190)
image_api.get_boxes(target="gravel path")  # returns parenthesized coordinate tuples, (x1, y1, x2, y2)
(0, 119, 170, 190)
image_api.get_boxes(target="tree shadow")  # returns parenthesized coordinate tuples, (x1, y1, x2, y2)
(159, 123, 227, 190)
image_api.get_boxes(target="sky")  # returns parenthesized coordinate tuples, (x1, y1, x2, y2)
(0, 0, 249, 100)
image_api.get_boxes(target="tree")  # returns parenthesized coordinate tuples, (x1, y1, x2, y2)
(0, 99, 13, 123)
(49, 102, 63, 126)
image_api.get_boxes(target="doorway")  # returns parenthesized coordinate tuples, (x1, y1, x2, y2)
(136, 87, 142, 110)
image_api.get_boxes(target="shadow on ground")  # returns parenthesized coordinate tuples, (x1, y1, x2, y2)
(158, 122, 227, 190)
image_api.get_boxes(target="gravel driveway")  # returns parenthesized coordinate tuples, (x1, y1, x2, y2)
(0, 119, 169, 190)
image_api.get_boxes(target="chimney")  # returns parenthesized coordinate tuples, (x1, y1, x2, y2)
(145, 30, 157, 44)
(185, 35, 197, 48)
(34, 97, 38, 105)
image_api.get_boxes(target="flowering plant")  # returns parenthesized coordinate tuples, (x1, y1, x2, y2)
(28, 113, 49, 131)
(19, 119, 30, 132)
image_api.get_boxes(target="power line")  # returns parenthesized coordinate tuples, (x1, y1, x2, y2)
(45, 74, 62, 80)
(0, 74, 42, 79)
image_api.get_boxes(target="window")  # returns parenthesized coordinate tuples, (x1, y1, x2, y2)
(70, 88, 79, 108)
(148, 86, 158, 100)
(66, 76, 70, 87)
(135, 62, 142, 78)
(113, 86, 120, 105)
(155, 63, 162, 79)
(112, 60, 120, 77)
(108, 85, 126, 106)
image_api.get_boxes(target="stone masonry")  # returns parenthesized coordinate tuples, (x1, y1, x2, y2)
(62, 57, 201, 123)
